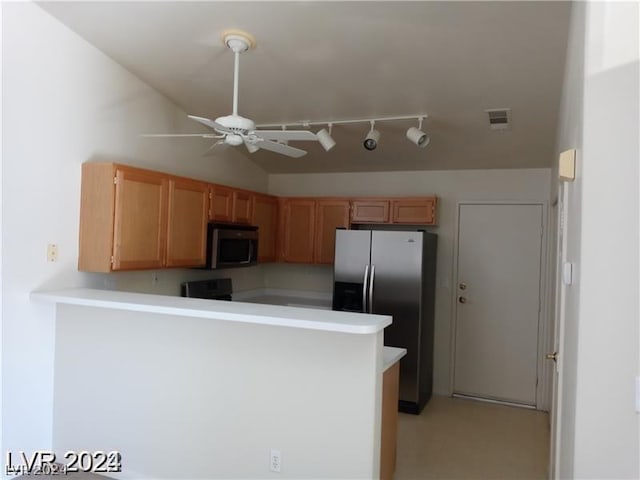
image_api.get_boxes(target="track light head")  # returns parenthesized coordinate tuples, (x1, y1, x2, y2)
(364, 121, 380, 151)
(317, 125, 336, 152)
(406, 127, 430, 148)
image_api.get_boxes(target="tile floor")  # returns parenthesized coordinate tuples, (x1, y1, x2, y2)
(395, 395, 550, 479)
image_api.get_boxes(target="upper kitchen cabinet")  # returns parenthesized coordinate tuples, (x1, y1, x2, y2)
(351, 197, 438, 225)
(251, 194, 278, 262)
(280, 198, 316, 263)
(391, 197, 438, 225)
(314, 199, 351, 264)
(232, 190, 253, 224)
(79, 163, 208, 272)
(165, 178, 208, 268)
(79, 163, 167, 272)
(209, 184, 233, 222)
(351, 199, 390, 223)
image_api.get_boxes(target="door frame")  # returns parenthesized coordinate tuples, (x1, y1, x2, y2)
(448, 201, 550, 410)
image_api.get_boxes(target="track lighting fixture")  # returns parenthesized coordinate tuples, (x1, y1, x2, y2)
(256, 114, 430, 153)
(363, 121, 380, 151)
(316, 123, 336, 152)
(406, 117, 430, 148)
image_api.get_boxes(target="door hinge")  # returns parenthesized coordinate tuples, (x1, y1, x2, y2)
(110, 255, 115, 265)
(113, 177, 118, 185)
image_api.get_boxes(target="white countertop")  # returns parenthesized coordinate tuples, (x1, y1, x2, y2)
(383, 346, 407, 371)
(234, 288, 332, 310)
(31, 288, 391, 334)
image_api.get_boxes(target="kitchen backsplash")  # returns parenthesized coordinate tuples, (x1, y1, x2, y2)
(263, 263, 333, 293)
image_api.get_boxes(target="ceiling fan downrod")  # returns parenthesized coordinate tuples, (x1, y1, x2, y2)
(223, 32, 253, 117)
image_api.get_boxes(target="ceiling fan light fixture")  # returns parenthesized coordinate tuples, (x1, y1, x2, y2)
(317, 124, 336, 152)
(363, 121, 380, 151)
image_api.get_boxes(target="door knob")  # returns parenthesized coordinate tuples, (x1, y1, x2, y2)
(459, 282, 467, 290)
(458, 296, 467, 304)
(545, 352, 558, 362)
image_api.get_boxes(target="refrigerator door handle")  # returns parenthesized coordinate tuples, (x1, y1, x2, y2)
(362, 264, 370, 313)
(368, 265, 376, 313)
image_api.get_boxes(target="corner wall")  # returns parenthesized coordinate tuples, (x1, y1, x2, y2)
(268, 168, 551, 395)
(554, 2, 639, 477)
(1, 2, 268, 466)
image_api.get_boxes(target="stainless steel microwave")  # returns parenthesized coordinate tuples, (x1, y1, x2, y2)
(206, 223, 259, 269)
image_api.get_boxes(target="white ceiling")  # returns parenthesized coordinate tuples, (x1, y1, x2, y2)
(39, 1, 572, 174)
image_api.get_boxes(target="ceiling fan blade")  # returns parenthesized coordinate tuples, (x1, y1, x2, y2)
(256, 139, 307, 158)
(188, 115, 233, 133)
(252, 130, 318, 142)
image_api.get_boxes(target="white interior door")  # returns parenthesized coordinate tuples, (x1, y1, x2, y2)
(453, 203, 544, 405)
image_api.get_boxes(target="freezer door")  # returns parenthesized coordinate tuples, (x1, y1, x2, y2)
(332, 230, 372, 313)
(333, 230, 372, 283)
(371, 231, 424, 403)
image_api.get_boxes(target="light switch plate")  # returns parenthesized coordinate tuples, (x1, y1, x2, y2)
(47, 244, 58, 262)
(559, 149, 576, 182)
(636, 376, 640, 413)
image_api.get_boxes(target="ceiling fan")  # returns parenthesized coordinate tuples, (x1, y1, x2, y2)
(145, 30, 317, 158)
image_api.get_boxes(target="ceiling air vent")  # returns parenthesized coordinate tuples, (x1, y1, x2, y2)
(485, 108, 511, 130)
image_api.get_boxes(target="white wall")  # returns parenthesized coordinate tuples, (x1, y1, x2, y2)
(554, 2, 639, 477)
(53, 304, 383, 479)
(268, 168, 551, 395)
(2, 2, 267, 467)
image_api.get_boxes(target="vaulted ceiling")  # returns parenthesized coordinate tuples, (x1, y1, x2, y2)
(39, 1, 572, 173)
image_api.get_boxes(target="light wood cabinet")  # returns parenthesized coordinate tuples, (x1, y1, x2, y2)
(251, 194, 279, 262)
(314, 200, 350, 264)
(351, 197, 438, 225)
(391, 197, 437, 225)
(351, 200, 390, 223)
(79, 163, 208, 272)
(232, 190, 253, 224)
(79, 162, 439, 272)
(165, 178, 208, 267)
(380, 361, 400, 480)
(280, 198, 316, 263)
(209, 184, 233, 222)
(112, 166, 168, 271)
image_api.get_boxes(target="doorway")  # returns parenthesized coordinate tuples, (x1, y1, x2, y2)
(451, 202, 545, 406)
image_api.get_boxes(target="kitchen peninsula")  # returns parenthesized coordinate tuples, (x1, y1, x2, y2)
(32, 288, 397, 479)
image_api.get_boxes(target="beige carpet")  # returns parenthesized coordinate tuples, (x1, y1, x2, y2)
(395, 395, 549, 479)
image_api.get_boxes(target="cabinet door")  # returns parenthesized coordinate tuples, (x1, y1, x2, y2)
(351, 200, 390, 223)
(165, 178, 208, 267)
(391, 197, 438, 225)
(251, 194, 278, 262)
(281, 199, 316, 263)
(209, 184, 233, 222)
(232, 190, 253, 224)
(112, 167, 167, 270)
(314, 200, 351, 264)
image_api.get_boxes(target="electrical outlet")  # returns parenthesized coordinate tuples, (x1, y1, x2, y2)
(47, 244, 58, 262)
(270, 449, 281, 473)
(151, 272, 159, 286)
(635, 376, 640, 413)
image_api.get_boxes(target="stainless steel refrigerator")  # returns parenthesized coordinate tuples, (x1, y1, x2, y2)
(332, 229, 437, 414)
